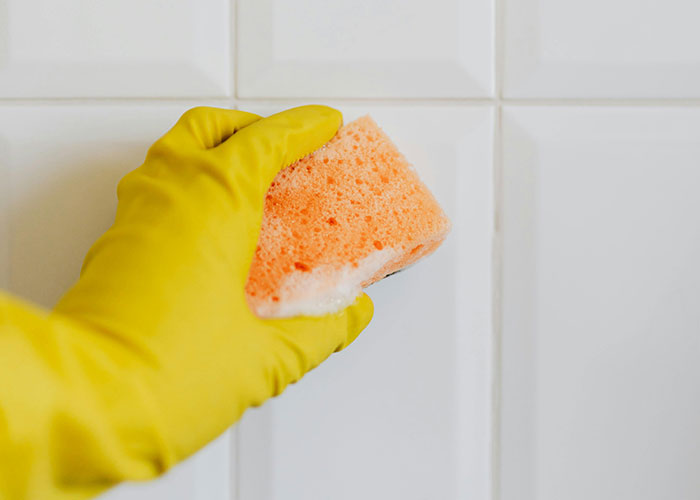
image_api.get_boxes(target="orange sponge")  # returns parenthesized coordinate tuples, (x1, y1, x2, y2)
(245, 115, 450, 318)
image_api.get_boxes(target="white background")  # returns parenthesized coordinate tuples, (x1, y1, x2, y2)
(1, 1, 699, 499)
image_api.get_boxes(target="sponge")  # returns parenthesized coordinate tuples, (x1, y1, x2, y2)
(245, 115, 450, 318)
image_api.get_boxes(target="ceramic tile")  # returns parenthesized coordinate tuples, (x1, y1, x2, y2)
(236, 104, 494, 500)
(237, 1, 493, 98)
(503, 0, 700, 98)
(0, 0, 230, 97)
(501, 106, 700, 500)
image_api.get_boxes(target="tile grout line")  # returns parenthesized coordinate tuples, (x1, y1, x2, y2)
(232, 0, 240, 102)
(230, 97, 497, 105)
(232, 426, 241, 500)
(501, 98, 700, 106)
(0, 97, 235, 105)
(492, 0, 504, 497)
(223, 98, 700, 106)
(4, 97, 700, 106)
(494, 0, 504, 102)
(490, 103, 504, 500)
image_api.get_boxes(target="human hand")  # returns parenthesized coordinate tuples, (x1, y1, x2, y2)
(54, 105, 374, 468)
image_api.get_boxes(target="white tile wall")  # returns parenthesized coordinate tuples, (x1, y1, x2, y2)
(2, 1, 700, 500)
(500, 107, 700, 500)
(503, 0, 700, 98)
(0, 0, 230, 97)
(237, 0, 493, 98)
(235, 104, 493, 500)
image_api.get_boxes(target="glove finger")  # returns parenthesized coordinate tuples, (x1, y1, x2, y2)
(158, 107, 262, 150)
(261, 293, 374, 392)
(215, 105, 342, 210)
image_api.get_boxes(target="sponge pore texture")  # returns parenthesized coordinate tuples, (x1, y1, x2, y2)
(245, 115, 450, 318)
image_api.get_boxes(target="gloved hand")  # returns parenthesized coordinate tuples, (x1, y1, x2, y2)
(0, 105, 373, 500)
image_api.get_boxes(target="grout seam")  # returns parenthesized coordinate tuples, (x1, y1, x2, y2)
(0, 97, 234, 105)
(501, 98, 700, 106)
(232, 0, 239, 100)
(229, 0, 237, 107)
(3, 97, 700, 107)
(234, 97, 496, 105)
(232, 426, 241, 500)
(492, 0, 504, 497)
(494, 0, 504, 101)
(491, 103, 503, 500)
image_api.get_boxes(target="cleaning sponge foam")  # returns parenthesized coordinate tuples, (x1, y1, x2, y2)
(245, 115, 451, 318)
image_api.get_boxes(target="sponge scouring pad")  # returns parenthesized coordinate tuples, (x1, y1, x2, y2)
(245, 115, 451, 318)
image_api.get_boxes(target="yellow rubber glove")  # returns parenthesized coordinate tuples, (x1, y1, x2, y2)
(0, 105, 373, 500)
